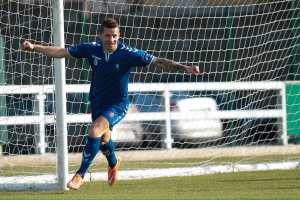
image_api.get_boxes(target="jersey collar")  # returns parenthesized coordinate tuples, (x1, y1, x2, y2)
(102, 40, 124, 62)
(97, 38, 123, 54)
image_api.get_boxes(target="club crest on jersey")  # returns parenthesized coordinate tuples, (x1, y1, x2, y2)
(109, 111, 115, 118)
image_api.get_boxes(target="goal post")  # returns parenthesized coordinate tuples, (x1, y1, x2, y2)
(52, 0, 68, 191)
(0, 0, 300, 191)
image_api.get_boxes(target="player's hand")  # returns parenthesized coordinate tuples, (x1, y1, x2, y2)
(185, 65, 200, 75)
(21, 40, 34, 51)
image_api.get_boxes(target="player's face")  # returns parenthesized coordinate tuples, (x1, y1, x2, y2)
(100, 27, 120, 53)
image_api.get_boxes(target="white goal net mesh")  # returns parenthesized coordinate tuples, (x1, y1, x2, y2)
(0, 0, 299, 190)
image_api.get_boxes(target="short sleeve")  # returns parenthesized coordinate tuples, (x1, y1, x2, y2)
(126, 48, 154, 67)
(67, 43, 92, 58)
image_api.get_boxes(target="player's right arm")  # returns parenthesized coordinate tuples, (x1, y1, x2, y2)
(21, 40, 70, 58)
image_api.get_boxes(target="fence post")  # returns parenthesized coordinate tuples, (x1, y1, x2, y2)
(35, 93, 46, 154)
(281, 83, 288, 145)
(164, 89, 173, 149)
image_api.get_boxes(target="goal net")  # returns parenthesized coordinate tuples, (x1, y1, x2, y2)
(0, 0, 300, 190)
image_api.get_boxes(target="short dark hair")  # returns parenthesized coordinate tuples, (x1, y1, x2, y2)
(100, 18, 119, 32)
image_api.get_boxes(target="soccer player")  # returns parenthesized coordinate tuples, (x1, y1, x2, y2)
(21, 18, 199, 190)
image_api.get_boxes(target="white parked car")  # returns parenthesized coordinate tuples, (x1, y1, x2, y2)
(171, 96, 223, 140)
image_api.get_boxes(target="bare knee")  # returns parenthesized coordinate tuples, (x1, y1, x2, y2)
(89, 124, 103, 138)
(89, 116, 109, 138)
(101, 132, 111, 144)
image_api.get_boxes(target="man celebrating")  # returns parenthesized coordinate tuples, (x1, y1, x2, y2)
(21, 18, 199, 190)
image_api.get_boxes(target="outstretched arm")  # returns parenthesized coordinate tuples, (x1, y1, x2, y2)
(21, 40, 70, 58)
(150, 57, 200, 75)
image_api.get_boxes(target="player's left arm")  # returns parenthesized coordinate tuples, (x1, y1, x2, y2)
(149, 57, 200, 75)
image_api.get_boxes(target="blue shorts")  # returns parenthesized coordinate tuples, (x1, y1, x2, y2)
(91, 101, 128, 130)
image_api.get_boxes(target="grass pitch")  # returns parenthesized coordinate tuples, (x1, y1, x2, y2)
(0, 169, 299, 200)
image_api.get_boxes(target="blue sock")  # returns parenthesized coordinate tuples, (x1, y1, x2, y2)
(77, 137, 100, 178)
(100, 139, 117, 168)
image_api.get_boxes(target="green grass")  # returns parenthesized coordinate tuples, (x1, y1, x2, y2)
(0, 169, 299, 200)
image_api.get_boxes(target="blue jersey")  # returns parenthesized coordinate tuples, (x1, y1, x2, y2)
(68, 40, 154, 105)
